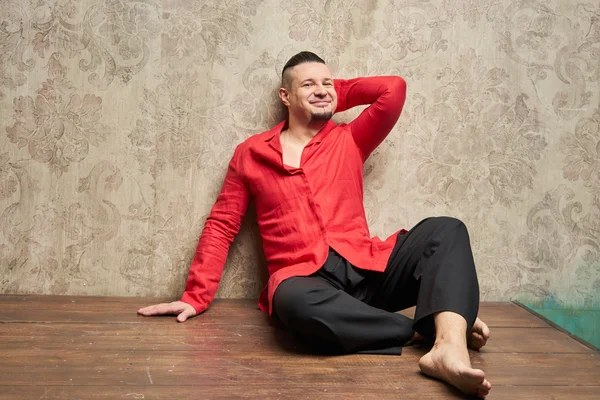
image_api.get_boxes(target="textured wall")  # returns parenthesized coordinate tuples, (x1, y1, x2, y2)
(0, 0, 598, 307)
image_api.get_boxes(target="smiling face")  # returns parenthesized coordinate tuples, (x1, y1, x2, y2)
(279, 62, 338, 124)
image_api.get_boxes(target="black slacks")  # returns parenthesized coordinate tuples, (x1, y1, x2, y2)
(272, 217, 480, 355)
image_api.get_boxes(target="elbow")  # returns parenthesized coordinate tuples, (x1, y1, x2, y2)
(392, 76, 407, 98)
(203, 216, 240, 245)
(387, 76, 407, 113)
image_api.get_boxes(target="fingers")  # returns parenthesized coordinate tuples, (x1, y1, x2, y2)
(177, 307, 196, 323)
(137, 302, 185, 316)
(138, 301, 197, 324)
(137, 303, 171, 316)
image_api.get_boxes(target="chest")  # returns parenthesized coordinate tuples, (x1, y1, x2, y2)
(280, 139, 304, 169)
(246, 129, 365, 213)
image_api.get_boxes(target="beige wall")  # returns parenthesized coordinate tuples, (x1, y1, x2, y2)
(0, 0, 598, 308)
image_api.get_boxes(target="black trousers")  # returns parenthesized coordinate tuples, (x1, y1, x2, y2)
(272, 217, 480, 355)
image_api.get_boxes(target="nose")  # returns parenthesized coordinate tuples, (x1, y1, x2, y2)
(314, 84, 327, 96)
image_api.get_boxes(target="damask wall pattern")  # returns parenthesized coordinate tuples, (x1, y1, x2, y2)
(0, 0, 598, 308)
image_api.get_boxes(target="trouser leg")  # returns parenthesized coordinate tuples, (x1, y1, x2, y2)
(272, 259, 414, 354)
(365, 216, 480, 339)
(272, 216, 480, 354)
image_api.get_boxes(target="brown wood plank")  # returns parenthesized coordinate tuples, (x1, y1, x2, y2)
(398, 303, 550, 327)
(513, 301, 600, 352)
(0, 295, 598, 400)
(480, 327, 593, 353)
(0, 324, 591, 354)
(1, 385, 598, 400)
(0, 348, 597, 387)
(471, 352, 600, 386)
(0, 325, 275, 353)
(491, 386, 600, 400)
(0, 385, 468, 400)
(0, 297, 268, 325)
(0, 350, 435, 386)
(408, 326, 593, 354)
(0, 295, 550, 328)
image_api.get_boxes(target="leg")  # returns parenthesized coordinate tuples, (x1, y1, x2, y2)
(365, 217, 491, 398)
(413, 317, 491, 351)
(273, 275, 414, 354)
(367, 217, 483, 342)
(419, 311, 492, 398)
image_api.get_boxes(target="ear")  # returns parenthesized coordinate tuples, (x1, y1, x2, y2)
(279, 87, 290, 107)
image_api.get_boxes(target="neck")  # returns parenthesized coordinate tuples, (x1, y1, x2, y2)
(284, 113, 328, 143)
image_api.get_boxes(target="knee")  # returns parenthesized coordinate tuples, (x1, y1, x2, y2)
(273, 279, 321, 324)
(423, 217, 470, 247)
(434, 216, 468, 234)
(435, 216, 465, 228)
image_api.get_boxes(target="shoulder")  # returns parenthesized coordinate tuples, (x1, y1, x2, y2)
(238, 130, 271, 149)
(236, 121, 285, 154)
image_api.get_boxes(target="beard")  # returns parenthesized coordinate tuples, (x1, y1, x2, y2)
(310, 109, 333, 122)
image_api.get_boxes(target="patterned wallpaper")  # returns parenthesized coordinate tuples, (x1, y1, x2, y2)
(0, 0, 598, 308)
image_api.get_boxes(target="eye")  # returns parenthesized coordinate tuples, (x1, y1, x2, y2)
(302, 83, 313, 87)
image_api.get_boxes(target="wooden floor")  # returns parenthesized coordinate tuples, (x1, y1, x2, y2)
(0, 296, 598, 399)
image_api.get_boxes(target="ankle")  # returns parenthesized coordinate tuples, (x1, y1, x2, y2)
(434, 334, 467, 347)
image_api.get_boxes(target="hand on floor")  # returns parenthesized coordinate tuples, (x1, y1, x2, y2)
(137, 300, 197, 322)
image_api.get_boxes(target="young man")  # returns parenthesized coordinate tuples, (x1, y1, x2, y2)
(139, 52, 492, 398)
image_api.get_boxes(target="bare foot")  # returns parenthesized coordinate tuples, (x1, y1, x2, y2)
(410, 318, 491, 350)
(468, 318, 490, 351)
(419, 341, 492, 398)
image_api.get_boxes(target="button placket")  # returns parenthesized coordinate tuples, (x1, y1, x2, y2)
(300, 142, 320, 166)
(299, 171, 327, 236)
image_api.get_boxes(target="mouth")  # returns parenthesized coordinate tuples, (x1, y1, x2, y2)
(310, 101, 331, 107)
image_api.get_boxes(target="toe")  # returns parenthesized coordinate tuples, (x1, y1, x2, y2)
(469, 332, 485, 350)
(470, 318, 490, 349)
(478, 318, 491, 339)
(471, 331, 483, 342)
(460, 367, 486, 383)
(478, 379, 492, 391)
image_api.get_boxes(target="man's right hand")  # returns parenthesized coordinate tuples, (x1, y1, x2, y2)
(137, 301, 197, 322)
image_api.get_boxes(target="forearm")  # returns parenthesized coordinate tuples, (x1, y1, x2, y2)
(335, 76, 405, 112)
(181, 217, 239, 313)
(335, 76, 407, 159)
(180, 147, 250, 313)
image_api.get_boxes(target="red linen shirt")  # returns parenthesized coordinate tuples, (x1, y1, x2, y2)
(181, 76, 407, 315)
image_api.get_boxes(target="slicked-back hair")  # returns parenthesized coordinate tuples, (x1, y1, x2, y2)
(281, 51, 326, 89)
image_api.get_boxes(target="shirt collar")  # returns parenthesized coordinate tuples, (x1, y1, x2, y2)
(264, 119, 337, 144)
(264, 121, 287, 142)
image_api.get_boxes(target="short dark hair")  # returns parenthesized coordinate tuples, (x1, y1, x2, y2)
(281, 51, 326, 89)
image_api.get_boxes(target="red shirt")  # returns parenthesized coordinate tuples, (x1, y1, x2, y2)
(181, 76, 407, 315)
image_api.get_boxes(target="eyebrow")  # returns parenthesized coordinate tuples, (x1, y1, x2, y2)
(299, 78, 333, 84)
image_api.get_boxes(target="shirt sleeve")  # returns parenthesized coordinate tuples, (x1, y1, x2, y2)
(180, 145, 251, 314)
(334, 76, 407, 161)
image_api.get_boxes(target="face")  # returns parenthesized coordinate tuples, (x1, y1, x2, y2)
(280, 62, 337, 123)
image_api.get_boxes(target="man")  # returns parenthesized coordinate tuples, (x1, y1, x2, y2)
(139, 51, 492, 398)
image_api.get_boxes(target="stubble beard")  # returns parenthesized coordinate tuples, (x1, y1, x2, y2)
(310, 110, 333, 123)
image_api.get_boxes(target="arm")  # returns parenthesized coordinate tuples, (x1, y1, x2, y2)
(334, 76, 407, 160)
(138, 145, 251, 321)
